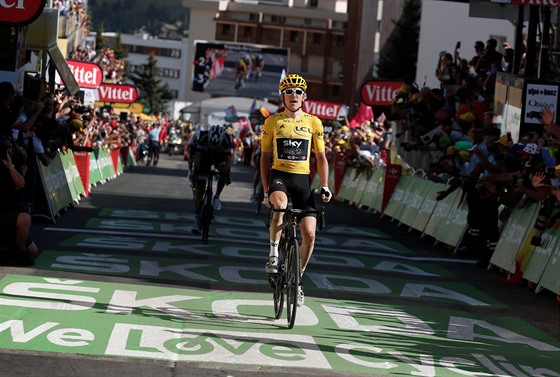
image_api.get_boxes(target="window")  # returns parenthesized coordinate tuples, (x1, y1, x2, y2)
(290, 30, 299, 42)
(249, 13, 257, 21)
(160, 48, 181, 58)
(222, 24, 231, 34)
(244, 26, 252, 38)
(312, 33, 322, 45)
(309, 0, 318, 7)
(336, 35, 345, 47)
(271, 15, 285, 23)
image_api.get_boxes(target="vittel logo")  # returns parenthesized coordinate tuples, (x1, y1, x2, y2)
(0, 0, 25, 8)
(0, 0, 45, 26)
(98, 84, 139, 103)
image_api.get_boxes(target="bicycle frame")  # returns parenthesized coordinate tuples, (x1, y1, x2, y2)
(268, 206, 325, 328)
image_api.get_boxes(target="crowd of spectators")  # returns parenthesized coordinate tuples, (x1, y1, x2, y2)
(289, 38, 560, 273)
(0, 79, 181, 266)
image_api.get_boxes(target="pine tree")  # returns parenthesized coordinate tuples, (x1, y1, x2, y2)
(128, 53, 173, 114)
(376, 0, 421, 83)
(113, 33, 128, 60)
(95, 23, 107, 52)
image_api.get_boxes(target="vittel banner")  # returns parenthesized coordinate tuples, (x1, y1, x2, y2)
(0, 0, 45, 26)
(66, 60, 103, 89)
(98, 84, 139, 103)
(302, 100, 348, 120)
(360, 81, 402, 107)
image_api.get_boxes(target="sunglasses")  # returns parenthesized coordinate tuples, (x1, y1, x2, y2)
(283, 89, 304, 96)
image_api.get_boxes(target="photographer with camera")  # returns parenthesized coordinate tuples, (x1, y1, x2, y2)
(0, 81, 44, 138)
(0, 137, 38, 266)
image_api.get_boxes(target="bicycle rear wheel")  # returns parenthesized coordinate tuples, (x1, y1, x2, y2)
(201, 203, 212, 244)
(285, 237, 300, 329)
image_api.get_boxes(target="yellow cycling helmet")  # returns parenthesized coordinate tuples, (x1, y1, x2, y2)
(279, 73, 307, 92)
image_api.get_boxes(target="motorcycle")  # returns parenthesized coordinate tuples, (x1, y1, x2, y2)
(166, 134, 183, 156)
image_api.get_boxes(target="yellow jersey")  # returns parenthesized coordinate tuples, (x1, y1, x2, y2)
(261, 112, 325, 174)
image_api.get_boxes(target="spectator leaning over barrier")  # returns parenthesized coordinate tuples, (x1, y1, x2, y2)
(464, 126, 502, 264)
(0, 136, 37, 266)
(0, 82, 44, 138)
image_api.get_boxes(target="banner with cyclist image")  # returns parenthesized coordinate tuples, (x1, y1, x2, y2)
(191, 41, 289, 98)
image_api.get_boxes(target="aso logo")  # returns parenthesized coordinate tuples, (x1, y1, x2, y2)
(0, 0, 46, 27)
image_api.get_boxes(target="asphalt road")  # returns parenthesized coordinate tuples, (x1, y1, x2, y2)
(0, 153, 558, 377)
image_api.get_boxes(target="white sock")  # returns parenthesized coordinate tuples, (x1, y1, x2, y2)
(269, 240, 279, 258)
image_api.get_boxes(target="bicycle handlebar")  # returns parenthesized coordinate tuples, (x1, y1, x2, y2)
(269, 206, 326, 230)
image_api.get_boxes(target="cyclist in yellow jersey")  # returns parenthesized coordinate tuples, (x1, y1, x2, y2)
(260, 73, 332, 307)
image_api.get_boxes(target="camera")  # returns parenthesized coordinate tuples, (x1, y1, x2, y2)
(543, 166, 557, 177)
(530, 198, 554, 246)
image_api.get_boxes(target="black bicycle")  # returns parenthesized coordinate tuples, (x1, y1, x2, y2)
(200, 170, 219, 244)
(268, 206, 325, 329)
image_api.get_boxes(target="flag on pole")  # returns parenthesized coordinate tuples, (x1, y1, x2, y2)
(225, 105, 238, 118)
(259, 106, 271, 118)
(349, 102, 374, 128)
(248, 98, 257, 115)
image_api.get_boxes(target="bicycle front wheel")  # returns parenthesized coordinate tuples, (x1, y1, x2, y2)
(273, 263, 284, 319)
(285, 237, 300, 329)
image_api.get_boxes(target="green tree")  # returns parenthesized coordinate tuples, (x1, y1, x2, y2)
(376, 0, 421, 83)
(95, 23, 107, 52)
(113, 33, 128, 60)
(128, 53, 173, 114)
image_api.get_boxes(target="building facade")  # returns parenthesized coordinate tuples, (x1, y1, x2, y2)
(119, 33, 190, 101)
(182, 0, 402, 111)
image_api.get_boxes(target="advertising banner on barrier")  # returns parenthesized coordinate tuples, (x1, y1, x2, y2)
(393, 175, 420, 224)
(410, 183, 441, 233)
(37, 153, 73, 217)
(335, 168, 354, 200)
(523, 214, 560, 290)
(490, 203, 539, 272)
(89, 152, 103, 186)
(73, 152, 91, 197)
(399, 178, 431, 227)
(333, 155, 347, 196)
(110, 150, 119, 174)
(383, 174, 411, 219)
(352, 171, 370, 206)
(423, 188, 460, 239)
(537, 227, 560, 295)
(381, 164, 402, 214)
(357, 168, 384, 212)
(97, 148, 116, 180)
(435, 196, 469, 247)
(60, 151, 85, 201)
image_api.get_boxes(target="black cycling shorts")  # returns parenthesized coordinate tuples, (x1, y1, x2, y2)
(269, 169, 316, 217)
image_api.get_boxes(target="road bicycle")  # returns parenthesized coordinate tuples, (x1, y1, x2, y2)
(200, 170, 219, 244)
(267, 206, 325, 329)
